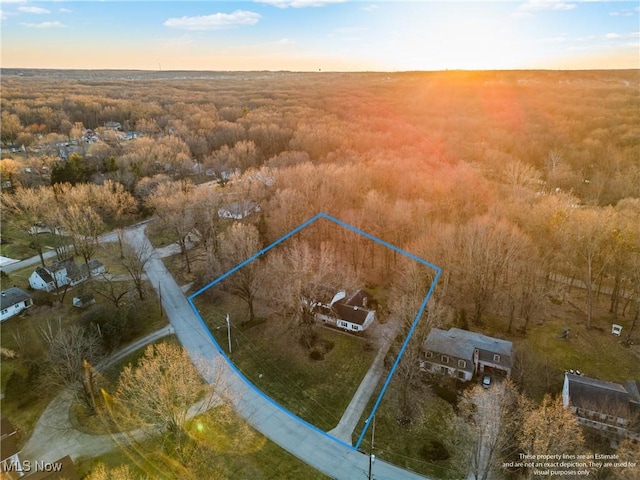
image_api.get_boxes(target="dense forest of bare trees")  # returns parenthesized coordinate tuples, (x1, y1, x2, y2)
(2, 68, 638, 358)
(1, 69, 639, 478)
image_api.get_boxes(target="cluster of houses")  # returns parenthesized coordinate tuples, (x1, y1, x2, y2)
(306, 286, 639, 444)
(28, 258, 105, 293)
(1, 258, 105, 323)
(421, 326, 639, 444)
(3, 248, 639, 449)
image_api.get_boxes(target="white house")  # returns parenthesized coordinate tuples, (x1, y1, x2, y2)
(0, 287, 33, 322)
(218, 200, 261, 220)
(29, 258, 105, 292)
(313, 289, 376, 332)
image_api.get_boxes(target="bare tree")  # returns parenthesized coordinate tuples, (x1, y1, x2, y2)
(460, 381, 527, 480)
(263, 239, 356, 337)
(3, 186, 58, 266)
(91, 274, 133, 309)
(58, 204, 104, 267)
(520, 395, 584, 465)
(217, 222, 263, 323)
(84, 463, 149, 480)
(39, 320, 104, 409)
(120, 241, 153, 301)
(100, 343, 219, 472)
(561, 208, 614, 328)
(146, 181, 196, 273)
(456, 216, 528, 325)
(191, 186, 223, 263)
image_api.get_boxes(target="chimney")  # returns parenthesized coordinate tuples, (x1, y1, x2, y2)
(362, 296, 368, 308)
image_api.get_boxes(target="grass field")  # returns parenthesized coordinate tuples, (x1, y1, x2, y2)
(0, 280, 166, 446)
(354, 374, 470, 480)
(193, 289, 377, 432)
(478, 288, 640, 383)
(76, 405, 329, 479)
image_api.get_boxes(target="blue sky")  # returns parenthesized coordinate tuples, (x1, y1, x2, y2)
(1, 1, 638, 70)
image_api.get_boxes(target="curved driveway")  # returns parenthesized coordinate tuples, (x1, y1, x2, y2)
(124, 225, 429, 480)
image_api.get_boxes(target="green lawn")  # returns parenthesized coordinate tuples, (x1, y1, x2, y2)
(0, 302, 73, 445)
(476, 289, 640, 383)
(522, 315, 640, 382)
(0, 220, 75, 262)
(354, 376, 470, 480)
(145, 221, 177, 249)
(0, 282, 167, 446)
(194, 290, 377, 432)
(76, 406, 329, 479)
(0, 221, 39, 260)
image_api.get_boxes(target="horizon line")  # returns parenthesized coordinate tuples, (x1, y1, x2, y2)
(2, 66, 639, 74)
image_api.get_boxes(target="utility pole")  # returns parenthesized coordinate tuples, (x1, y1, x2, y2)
(368, 415, 376, 480)
(226, 313, 231, 354)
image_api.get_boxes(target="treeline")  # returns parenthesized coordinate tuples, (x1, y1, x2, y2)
(1, 68, 639, 470)
(2, 70, 638, 204)
(2, 70, 639, 341)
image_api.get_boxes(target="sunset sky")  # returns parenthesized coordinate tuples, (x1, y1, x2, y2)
(1, 0, 638, 71)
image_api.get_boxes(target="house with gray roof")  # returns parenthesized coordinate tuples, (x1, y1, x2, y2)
(421, 327, 513, 382)
(562, 372, 640, 442)
(29, 258, 105, 292)
(312, 289, 376, 332)
(0, 287, 33, 322)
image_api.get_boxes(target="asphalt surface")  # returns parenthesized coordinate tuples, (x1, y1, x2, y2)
(124, 224, 430, 480)
(20, 325, 174, 464)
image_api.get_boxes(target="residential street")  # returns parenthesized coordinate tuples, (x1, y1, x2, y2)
(20, 325, 174, 464)
(11, 222, 429, 479)
(124, 224, 430, 480)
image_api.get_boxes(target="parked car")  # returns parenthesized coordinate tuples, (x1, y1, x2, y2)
(482, 375, 491, 388)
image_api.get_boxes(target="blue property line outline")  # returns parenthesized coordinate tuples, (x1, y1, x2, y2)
(186, 295, 354, 451)
(188, 212, 441, 452)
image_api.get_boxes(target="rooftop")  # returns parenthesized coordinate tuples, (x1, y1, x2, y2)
(424, 327, 513, 361)
(567, 373, 640, 418)
(0, 287, 31, 310)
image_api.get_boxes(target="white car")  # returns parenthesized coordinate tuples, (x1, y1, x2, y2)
(482, 375, 491, 388)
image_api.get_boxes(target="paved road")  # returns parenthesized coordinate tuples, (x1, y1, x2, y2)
(124, 224, 429, 480)
(0, 220, 149, 274)
(20, 325, 174, 464)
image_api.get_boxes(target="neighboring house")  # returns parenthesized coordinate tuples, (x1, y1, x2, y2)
(27, 223, 65, 236)
(218, 200, 260, 220)
(104, 121, 122, 131)
(0, 288, 33, 322)
(421, 327, 513, 382)
(312, 289, 376, 332)
(562, 372, 640, 442)
(1, 417, 22, 479)
(29, 258, 105, 292)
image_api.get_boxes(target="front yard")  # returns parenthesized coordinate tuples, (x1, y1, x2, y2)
(193, 289, 378, 432)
